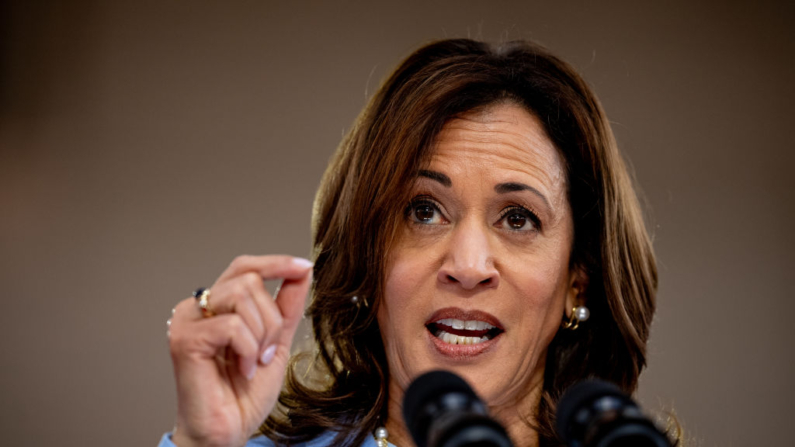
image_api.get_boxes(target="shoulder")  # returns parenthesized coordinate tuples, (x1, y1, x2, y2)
(158, 431, 387, 447)
(247, 431, 383, 447)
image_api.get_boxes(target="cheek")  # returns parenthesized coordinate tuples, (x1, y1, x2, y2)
(507, 257, 571, 328)
(378, 252, 435, 384)
(382, 241, 436, 307)
(379, 252, 422, 337)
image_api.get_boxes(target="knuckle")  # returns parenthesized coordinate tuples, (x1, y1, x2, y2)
(214, 283, 242, 311)
(227, 315, 255, 345)
(226, 314, 244, 333)
(243, 272, 262, 289)
(227, 283, 248, 307)
(229, 255, 252, 271)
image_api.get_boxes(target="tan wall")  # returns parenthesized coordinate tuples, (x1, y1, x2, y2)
(1, 1, 793, 446)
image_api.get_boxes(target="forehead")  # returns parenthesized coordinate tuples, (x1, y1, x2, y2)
(428, 103, 566, 193)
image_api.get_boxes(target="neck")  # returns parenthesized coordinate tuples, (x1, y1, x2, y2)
(384, 387, 414, 447)
(383, 372, 543, 447)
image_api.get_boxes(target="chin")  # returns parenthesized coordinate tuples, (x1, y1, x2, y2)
(416, 325, 544, 408)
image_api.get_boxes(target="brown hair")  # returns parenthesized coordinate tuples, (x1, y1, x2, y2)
(260, 38, 658, 447)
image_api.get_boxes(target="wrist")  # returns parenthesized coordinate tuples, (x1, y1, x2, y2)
(170, 429, 198, 447)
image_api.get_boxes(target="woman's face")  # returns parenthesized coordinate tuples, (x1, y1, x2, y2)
(378, 102, 580, 419)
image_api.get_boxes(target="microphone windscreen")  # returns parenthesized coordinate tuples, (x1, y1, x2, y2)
(557, 380, 628, 443)
(558, 381, 626, 432)
(557, 380, 671, 447)
(403, 370, 478, 433)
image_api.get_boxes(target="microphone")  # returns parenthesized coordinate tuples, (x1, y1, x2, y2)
(402, 370, 514, 447)
(556, 380, 672, 447)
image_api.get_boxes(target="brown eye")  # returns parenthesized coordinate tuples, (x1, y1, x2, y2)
(407, 198, 445, 225)
(498, 206, 539, 232)
(414, 204, 436, 222)
(506, 213, 527, 229)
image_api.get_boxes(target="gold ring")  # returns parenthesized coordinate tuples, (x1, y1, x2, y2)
(193, 287, 215, 318)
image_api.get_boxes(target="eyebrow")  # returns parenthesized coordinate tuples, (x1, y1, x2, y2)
(419, 170, 550, 209)
(495, 182, 550, 209)
(418, 169, 452, 187)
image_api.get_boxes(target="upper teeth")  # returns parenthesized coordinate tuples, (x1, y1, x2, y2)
(435, 318, 495, 331)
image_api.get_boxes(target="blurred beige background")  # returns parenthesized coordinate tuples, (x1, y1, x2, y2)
(1, 1, 793, 446)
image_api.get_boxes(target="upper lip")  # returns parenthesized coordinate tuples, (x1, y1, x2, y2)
(425, 307, 504, 330)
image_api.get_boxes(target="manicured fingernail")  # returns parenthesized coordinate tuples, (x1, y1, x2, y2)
(246, 364, 256, 381)
(292, 257, 314, 269)
(260, 344, 277, 365)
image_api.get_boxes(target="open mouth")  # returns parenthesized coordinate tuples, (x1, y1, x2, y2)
(426, 318, 505, 345)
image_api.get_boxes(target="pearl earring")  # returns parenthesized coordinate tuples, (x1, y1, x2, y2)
(374, 426, 389, 447)
(562, 305, 590, 330)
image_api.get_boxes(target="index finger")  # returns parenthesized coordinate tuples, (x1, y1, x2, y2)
(218, 255, 314, 283)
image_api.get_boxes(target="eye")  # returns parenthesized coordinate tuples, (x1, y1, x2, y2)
(407, 197, 446, 225)
(498, 206, 540, 232)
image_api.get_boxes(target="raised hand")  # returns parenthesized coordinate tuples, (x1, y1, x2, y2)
(167, 255, 313, 447)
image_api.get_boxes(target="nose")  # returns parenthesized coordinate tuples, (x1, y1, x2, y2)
(437, 220, 500, 290)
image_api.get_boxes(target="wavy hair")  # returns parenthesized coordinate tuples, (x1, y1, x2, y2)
(260, 38, 658, 447)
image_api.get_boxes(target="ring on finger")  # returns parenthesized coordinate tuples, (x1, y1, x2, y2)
(193, 287, 215, 318)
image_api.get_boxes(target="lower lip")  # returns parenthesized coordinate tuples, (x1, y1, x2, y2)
(426, 328, 501, 360)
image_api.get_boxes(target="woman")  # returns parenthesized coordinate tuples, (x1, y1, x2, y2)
(160, 38, 658, 447)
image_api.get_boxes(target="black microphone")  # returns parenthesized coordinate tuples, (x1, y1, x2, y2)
(556, 380, 672, 447)
(402, 370, 514, 447)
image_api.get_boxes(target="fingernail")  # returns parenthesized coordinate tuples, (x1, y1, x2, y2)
(260, 344, 277, 365)
(246, 363, 256, 381)
(292, 257, 314, 269)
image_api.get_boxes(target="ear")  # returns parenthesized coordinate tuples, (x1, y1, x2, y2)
(565, 265, 588, 313)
